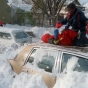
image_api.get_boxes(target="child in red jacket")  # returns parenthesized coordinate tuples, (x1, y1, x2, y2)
(41, 28, 78, 46)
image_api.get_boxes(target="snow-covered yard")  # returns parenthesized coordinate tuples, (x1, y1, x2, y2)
(0, 24, 87, 88)
(0, 0, 88, 88)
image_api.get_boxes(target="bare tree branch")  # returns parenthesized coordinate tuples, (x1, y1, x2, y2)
(31, 0, 66, 26)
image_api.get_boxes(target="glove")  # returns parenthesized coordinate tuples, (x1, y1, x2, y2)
(56, 22, 63, 28)
(65, 23, 69, 29)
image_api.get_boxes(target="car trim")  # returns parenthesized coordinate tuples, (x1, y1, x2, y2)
(23, 47, 38, 65)
(63, 51, 88, 59)
(54, 50, 61, 75)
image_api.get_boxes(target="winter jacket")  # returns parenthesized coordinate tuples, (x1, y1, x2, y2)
(41, 33, 54, 43)
(58, 30, 78, 46)
(41, 29, 78, 46)
(60, 8, 88, 32)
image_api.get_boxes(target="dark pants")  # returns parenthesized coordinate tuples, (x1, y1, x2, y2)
(75, 31, 86, 46)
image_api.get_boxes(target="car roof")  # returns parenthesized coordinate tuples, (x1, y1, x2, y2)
(0, 27, 25, 33)
(29, 42, 88, 57)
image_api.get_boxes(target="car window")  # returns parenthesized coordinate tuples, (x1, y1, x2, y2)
(0, 32, 11, 40)
(27, 48, 58, 73)
(27, 49, 36, 63)
(37, 49, 58, 73)
(61, 53, 88, 72)
(37, 54, 55, 73)
(14, 31, 28, 39)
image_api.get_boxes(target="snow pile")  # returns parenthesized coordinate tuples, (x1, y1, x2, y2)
(0, 45, 48, 88)
(11, 73, 47, 88)
(53, 57, 88, 88)
(5, 24, 54, 36)
(0, 45, 20, 88)
(5, 24, 55, 42)
(8, 0, 32, 11)
(0, 60, 14, 88)
(0, 24, 88, 88)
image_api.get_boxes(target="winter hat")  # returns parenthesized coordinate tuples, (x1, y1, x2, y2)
(54, 29, 59, 39)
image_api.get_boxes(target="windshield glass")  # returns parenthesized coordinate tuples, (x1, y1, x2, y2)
(14, 31, 28, 39)
(0, 32, 11, 40)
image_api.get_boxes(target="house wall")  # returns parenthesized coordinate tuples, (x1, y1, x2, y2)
(0, 0, 12, 24)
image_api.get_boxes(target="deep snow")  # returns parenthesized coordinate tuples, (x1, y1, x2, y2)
(0, 24, 88, 88)
(1, 0, 88, 87)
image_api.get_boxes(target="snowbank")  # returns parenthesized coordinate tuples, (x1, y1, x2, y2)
(53, 57, 88, 88)
(0, 24, 88, 88)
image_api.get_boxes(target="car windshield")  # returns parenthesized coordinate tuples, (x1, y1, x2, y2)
(14, 31, 28, 39)
(0, 32, 11, 40)
(61, 53, 88, 72)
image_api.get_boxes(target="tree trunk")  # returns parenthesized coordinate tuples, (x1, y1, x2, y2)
(52, 16, 57, 27)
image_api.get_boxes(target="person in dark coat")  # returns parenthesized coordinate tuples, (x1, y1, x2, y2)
(56, 3, 88, 46)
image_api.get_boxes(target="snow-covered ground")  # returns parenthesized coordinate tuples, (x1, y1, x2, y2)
(0, 0, 88, 88)
(0, 24, 87, 88)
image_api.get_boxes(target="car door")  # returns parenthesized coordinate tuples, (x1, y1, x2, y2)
(21, 47, 60, 88)
(60, 51, 88, 73)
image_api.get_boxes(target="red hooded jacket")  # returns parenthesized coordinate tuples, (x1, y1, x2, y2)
(41, 29, 78, 46)
(58, 30, 78, 46)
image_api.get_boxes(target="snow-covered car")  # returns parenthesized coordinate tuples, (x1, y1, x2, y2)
(8, 43, 88, 88)
(0, 27, 32, 46)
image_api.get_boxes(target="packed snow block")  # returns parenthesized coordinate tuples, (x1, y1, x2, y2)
(41, 33, 54, 43)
